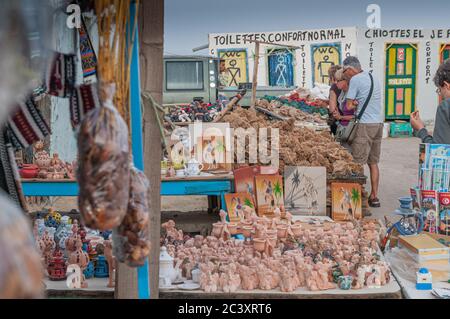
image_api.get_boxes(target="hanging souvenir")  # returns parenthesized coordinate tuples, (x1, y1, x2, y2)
(78, 15, 97, 83)
(113, 166, 151, 267)
(6, 95, 51, 150)
(77, 84, 130, 230)
(45, 52, 76, 98)
(70, 83, 101, 129)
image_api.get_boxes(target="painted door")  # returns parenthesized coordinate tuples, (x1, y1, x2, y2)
(268, 49, 294, 87)
(385, 43, 417, 120)
(311, 43, 341, 85)
(218, 49, 248, 87)
(441, 44, 450, 62)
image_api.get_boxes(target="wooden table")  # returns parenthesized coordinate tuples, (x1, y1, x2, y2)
(44, 278, 114, 299)
(160, 280, 402, 299)
(161, 173, 234, 210)
(21, 174, 235, 210)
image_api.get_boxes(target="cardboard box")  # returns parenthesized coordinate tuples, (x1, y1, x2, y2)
(399, 233, 449, 281)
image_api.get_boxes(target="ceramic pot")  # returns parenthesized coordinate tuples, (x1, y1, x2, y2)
(36, 158, 51, 168)
(227, 223, 238, 235)
(267, 236, 277, 248)
(159, 247, 176, 283)
(266, 229, 277, 238)
(255, 227, 266, 239)
(242, 226, 253, 239)
(277, 225, 288, 239)
(290, 224, 302, 237)
(241, 220, 253, 228)
(19, 164, 39, 178)
(185, 158, 204, 176)
(253, 238, 266, 252)
(338, 275, 353, 290)
(191, 268, 201, 283)
(175, 169, 185, 177)
(212, 222, 224, 238)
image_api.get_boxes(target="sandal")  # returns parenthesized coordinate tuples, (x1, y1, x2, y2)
(368, 197, 381, 208)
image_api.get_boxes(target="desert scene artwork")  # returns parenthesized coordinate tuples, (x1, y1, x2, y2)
(331, 182, 362, 221)
(254, 175, 284, 217)
(284, 166, 326, 216)
(224, 192, 255, 223)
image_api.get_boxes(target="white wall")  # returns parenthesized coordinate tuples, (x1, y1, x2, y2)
(357, 28, 449, 122)
(209, 27, 357, 88)
(210, 27, 450, 123)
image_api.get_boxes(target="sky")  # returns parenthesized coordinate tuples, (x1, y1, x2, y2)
(164, 0, 450, 55)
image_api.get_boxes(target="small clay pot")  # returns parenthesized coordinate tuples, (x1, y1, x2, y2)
(255, 227, 266, 239)
(266, 229, 277, 238)
(19, 165, 39, 178)
(212, 222, 224, 238)
(241, 220, 253, 228)
(267, 236, 277, 248)
(253, 238, 266, 252)
(276, 225, 288, 239)
(290, 224, 302, 237)
(242, 226, 253, 239)
(228, 223, 238, 235)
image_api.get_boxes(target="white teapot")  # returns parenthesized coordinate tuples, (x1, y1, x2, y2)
(159, 247, 177, 285)
(185, 158, 204, 176)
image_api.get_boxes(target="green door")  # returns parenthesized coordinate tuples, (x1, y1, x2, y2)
(385, 43, 417, 120)
(442, 44, 450, 62)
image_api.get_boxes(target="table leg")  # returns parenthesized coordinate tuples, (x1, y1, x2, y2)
(220, 192, 226, 211)
(207, 195, 218, 214)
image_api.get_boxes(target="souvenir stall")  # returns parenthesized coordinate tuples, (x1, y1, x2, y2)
(157, 90, 403, 298)
(12, 0, 151, 299)
(381, 143, 450, 299)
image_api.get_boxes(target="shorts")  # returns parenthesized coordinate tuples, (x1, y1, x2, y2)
(350, 123, 383, 165)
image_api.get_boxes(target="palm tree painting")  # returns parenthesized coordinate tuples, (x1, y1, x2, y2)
(284, 166, 326, 215)
(191, 122, 232, 172)
(255, 175, 284, 216)
(331, 183, 362, 221)
(350, 187, 362, 219)
(273, 181, 283, 206)
(243, 198, 254, 208)
(224, 192, 254, 223)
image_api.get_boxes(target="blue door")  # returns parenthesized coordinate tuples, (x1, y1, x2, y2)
(268, 49, 294, 87)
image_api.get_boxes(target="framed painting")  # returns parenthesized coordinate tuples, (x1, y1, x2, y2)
(254, 174, 284, 217)
(189, 122, 232, 172)
(224, 192, 255, 223)
(284, 166, 326, 216)
(331, 182, 362, 221)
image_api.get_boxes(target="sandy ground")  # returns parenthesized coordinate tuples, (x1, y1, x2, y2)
(365, 137, 420, 220)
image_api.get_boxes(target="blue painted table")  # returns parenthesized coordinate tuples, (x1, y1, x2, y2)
(161, 174, 234, 210)
(22, 173, 235, 208)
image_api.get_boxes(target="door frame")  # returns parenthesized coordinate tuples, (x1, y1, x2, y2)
(265, 47, 296, 87)
(384, 42, 418, 120)
(217, 48, 249, 88)
(310, 42, 342, 85)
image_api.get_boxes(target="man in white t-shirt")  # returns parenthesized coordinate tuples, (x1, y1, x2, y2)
(343, 56, 384, 208)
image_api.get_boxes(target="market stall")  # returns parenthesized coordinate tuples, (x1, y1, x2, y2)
(9, 0, 154, 299)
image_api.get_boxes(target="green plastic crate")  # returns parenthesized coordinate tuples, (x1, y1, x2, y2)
(389, 122, 412, 138)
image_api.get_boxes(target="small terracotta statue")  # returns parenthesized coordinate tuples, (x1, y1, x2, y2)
(219, 210, 228, 223)
(104, 240, 115, 288)
(162, 220, 183, 241)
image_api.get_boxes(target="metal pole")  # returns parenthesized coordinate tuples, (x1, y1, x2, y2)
(129, 1, 150, 299)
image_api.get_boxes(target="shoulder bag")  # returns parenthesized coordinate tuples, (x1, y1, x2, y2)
(335, 72, 374, 144)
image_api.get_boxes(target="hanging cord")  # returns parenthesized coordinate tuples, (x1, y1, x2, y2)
(141, 91, 168, 153)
